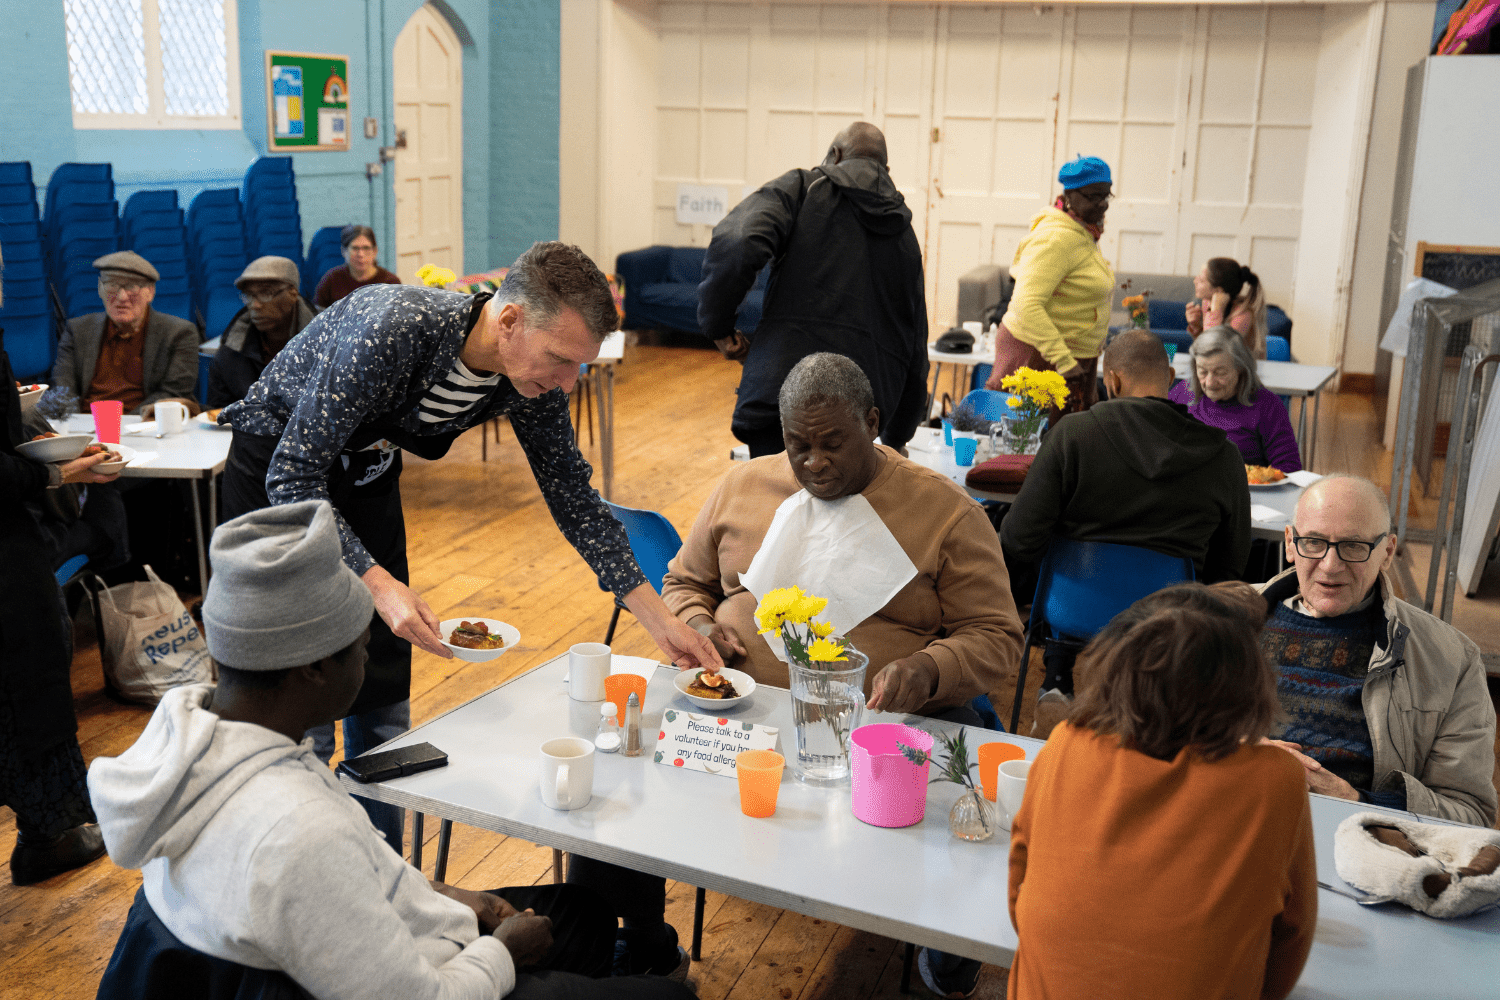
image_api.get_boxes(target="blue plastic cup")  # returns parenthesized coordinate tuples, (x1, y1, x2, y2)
(954, 437, 978, 466)
(1164, 343, 1178, 364)
(942, 419, 953, 446)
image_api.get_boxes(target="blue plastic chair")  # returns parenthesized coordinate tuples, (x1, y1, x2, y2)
(599, 501, 684, 644)
(153, 293, 193, 322)
(971, 362, 993, 392)
(0, 182, 35, 205)
(1, 294, 48, 318)
(204, 286, 246, 340)
(0, 162, 33, 186)
(0, 201, 38, 223)
(958, 387, 1022, 422)
(1010, 538, 1195, 732)
(1266, 335, 1290, 362)
(1147, 299, 1189, 331)
(54, 554, 89, 588)
(122, 190, 178, 219)
(2, 258, 44, 281)
(2, 312, 56, 379)
(0, 232, 43, 258)
(45, 183, 114, 216)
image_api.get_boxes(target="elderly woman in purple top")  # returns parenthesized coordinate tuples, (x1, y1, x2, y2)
(1168, 326, 1302, 473)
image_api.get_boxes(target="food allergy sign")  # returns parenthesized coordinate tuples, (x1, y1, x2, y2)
(265, 51, 351, 151)
(676, 185, 730, 226)
(654, 710, 777, 777)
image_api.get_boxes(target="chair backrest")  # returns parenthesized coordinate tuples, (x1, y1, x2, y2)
(1265, 334, 1291, 362)
(0, 161, 33, 186)
(1266, 305, 1292, 344)
(958, 388, 1021, 422)
(602, 501, 683, 592)
(0, 200, 39, 223)
(55, 554, 89, 588)
(0, 182, 37, 206)
(1034, 538, 1196, 642)
(1, 313, 56, 380)
(123, 190, 179, 219)
(1147, 299, 1189, 331)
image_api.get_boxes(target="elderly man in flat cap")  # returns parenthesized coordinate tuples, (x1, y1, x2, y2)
(206, 256, 315, 410)
(51, 250, 200, 416)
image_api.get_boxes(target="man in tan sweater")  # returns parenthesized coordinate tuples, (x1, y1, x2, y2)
(662, 352, 1024, 718)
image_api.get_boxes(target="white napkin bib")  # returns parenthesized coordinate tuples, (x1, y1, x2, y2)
(739, 490, 918, 662)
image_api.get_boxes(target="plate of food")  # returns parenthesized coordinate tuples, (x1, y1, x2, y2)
(439, 618, 520, 662)
(15, 432, 92, 463)
(195, 407, 229, 430)
(88, 442, 134, 474)
(1246, 464, 1288, 488)
(674, 666, 755, 710)
(17, 382, 47, 415)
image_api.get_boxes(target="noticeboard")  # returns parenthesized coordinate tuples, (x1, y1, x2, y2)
(264, 50, 351, 151)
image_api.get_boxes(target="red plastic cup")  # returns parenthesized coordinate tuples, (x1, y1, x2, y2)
(91, 400, 124, 444)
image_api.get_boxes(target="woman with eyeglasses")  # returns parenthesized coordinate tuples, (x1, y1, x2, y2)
(1169, 326, 1301, 473)
(986, 156, 1116, 418)
(314, 225, 401, 309)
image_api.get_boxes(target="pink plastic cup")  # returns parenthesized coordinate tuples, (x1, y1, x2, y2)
(850, 723, 933, 828)
(91, 400, 124, 444)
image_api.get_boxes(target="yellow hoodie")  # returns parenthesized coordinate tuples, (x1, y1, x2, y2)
(1000, 207, 1115, 371)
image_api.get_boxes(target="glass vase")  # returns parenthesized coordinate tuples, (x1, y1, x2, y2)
(949, 787, 998, 842)
(788, 642, 868, 786)
(1000, 419, 1043, 456)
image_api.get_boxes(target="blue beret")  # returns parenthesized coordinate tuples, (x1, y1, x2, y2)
(1058, 156, 1112, 191)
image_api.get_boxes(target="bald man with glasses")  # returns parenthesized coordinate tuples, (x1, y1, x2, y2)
(1256, 475, 1496, 827)
(52, 251, 199, 415)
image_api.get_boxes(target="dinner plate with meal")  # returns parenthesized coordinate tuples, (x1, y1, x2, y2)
(674, 666, 756, 710)
(195, 407, 230, 430)
(1246, 465, 1288, 488)
(16, 431, 93, 463)
(439, 618, 520, 662)
(88, 442, 134, 474)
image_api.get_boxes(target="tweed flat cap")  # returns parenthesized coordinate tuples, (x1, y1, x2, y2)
(235, 255, 301, 290)
(93, 250, 160, 283)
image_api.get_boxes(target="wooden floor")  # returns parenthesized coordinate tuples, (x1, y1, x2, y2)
(4, 343, 1498, 1000)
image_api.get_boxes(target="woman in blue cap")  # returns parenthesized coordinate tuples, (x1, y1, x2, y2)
(986, 156, 1115, 417)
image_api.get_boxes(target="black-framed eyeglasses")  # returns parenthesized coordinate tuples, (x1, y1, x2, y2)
(240, 288, 291, 305)
(1070, 190, 1113, 205)
(99, 279, 149, 298)
(1290, 533, 1388, 563)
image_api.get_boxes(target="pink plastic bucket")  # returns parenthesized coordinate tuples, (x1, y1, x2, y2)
(850, 723, 933, 828)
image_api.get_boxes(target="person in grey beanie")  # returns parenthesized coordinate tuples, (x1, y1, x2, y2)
(89, 499, 694, 1000)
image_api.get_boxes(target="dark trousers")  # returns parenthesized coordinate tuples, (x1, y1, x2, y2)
(735, 422, 785, 458)
(566, 854, 679, 976)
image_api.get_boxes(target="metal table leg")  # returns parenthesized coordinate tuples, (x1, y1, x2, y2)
(434, 818, 452, 883)
(412, 812, 424, 871)
(596, 365, 615, 501)
(189, 477, 208, 596)
(691, 886, 706, 960)
(552, 847, 565, 884)
(1308, 387, 1324, 470)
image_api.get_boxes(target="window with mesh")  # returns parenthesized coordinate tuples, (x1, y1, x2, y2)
(64, 0, 149, 115)
(160, 0, 228, 117)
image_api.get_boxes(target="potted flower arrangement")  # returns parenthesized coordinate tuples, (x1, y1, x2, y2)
(756, 586, 868, 785)
(897, 727, 998, 841)
(996, 367, 1069, 454)
(1121, 288, 1152, 329)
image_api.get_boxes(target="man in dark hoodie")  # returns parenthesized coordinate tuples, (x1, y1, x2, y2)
(697, 121, 928, 457)
(1002, 329, 1251, 736)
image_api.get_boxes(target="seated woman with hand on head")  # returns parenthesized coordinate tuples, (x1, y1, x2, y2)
(1186, 257, 1268, 359)
(1008, 582, 1316, 1000)
(1169, 326, 1301, 473)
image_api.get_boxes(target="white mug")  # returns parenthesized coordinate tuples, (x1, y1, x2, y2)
(568, 642, 610, 701)
(157, 400, 188, 434)
(997, 759, 1031, 829)
(539, 737, 594, 810)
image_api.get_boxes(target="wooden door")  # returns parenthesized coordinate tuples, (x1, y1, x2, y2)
(393, 3, 463, 284)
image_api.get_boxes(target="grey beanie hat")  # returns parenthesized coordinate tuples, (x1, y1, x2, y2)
(203, 500, 375, 670)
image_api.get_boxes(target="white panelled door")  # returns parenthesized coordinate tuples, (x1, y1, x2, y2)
(393, 3, 463, 285)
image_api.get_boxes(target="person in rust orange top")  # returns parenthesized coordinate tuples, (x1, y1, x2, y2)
(1008, 583, 1317, 1000)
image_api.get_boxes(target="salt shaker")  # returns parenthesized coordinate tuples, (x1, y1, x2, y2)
(595, 702, 622, 753)
(622, 692, 644, 756)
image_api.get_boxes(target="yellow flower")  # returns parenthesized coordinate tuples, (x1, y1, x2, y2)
(416, 263, 456, 288)
(1006, 395, 1023, 409)
(805, 637, 848, 662)
(755, 587, 799, 634)
(810, 620, 835, 638)
(784, 592, 828, 625)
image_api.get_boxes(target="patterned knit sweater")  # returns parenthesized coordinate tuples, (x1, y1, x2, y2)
(1261, 599, 1406, 809)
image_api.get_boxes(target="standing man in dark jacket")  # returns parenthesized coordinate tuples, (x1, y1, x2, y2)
(205, 256, 314, 409)
(698, 122, 928, 456)
(1002, 330, 1251, 735)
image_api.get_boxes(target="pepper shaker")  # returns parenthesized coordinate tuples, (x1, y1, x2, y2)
(622, 691, 644, 756)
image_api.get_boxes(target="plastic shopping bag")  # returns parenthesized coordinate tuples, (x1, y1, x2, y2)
(95, 565, 214, 704)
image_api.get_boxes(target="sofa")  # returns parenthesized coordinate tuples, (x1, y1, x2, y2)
(615, 245, 766, 337)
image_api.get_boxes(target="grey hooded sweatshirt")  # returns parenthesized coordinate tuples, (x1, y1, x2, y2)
(1002, 396, 1252, 582)
(87, 683, 514, 1000)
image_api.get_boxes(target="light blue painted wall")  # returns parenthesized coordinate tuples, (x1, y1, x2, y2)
(0, 0, 559, 277)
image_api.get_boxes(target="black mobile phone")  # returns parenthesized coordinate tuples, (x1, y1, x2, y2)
(336, 742, 449, 783)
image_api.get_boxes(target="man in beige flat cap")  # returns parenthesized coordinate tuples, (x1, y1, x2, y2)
(206, 256, 314, 409)
(52, 250, 200, 415)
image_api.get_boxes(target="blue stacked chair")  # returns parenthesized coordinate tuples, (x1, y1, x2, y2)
(42, 163, 119, 320)
(187, 189, 248, 337)
(302, 225, 346, 301)
(241, 157, 303, 272)
(122, 190, 192, 324)
(0, 162, 56, 380)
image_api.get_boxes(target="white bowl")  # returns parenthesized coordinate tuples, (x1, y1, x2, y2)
(674, 666, 756, 710)
(439, 617, 520, 662)
(17, 383, 47, 415)
(15, 433, 92, 463)
(91, 442, 134, 474)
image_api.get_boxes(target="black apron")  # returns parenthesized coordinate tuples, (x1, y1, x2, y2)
(221, 432, 408, 716)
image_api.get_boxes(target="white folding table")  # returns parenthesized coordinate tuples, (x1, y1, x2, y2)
(926, 344, 985, 416)
(55, 412, 232, 594)
(340, 655, 1499, 997)
(580, 330, 624, 500)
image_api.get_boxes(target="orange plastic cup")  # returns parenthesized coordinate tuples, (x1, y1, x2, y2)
(91, 400, 124, 444)
(604, 673, 647, 725)
(735, 750, 784, 817)
(978, 742, 1027, 801)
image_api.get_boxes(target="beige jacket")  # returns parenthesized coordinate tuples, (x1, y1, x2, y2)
(1259, 568, 1497, 827)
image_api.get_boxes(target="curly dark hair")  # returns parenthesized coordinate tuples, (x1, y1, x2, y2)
(497, 241, 618, 341)
(1068, 582, 1280, 762)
